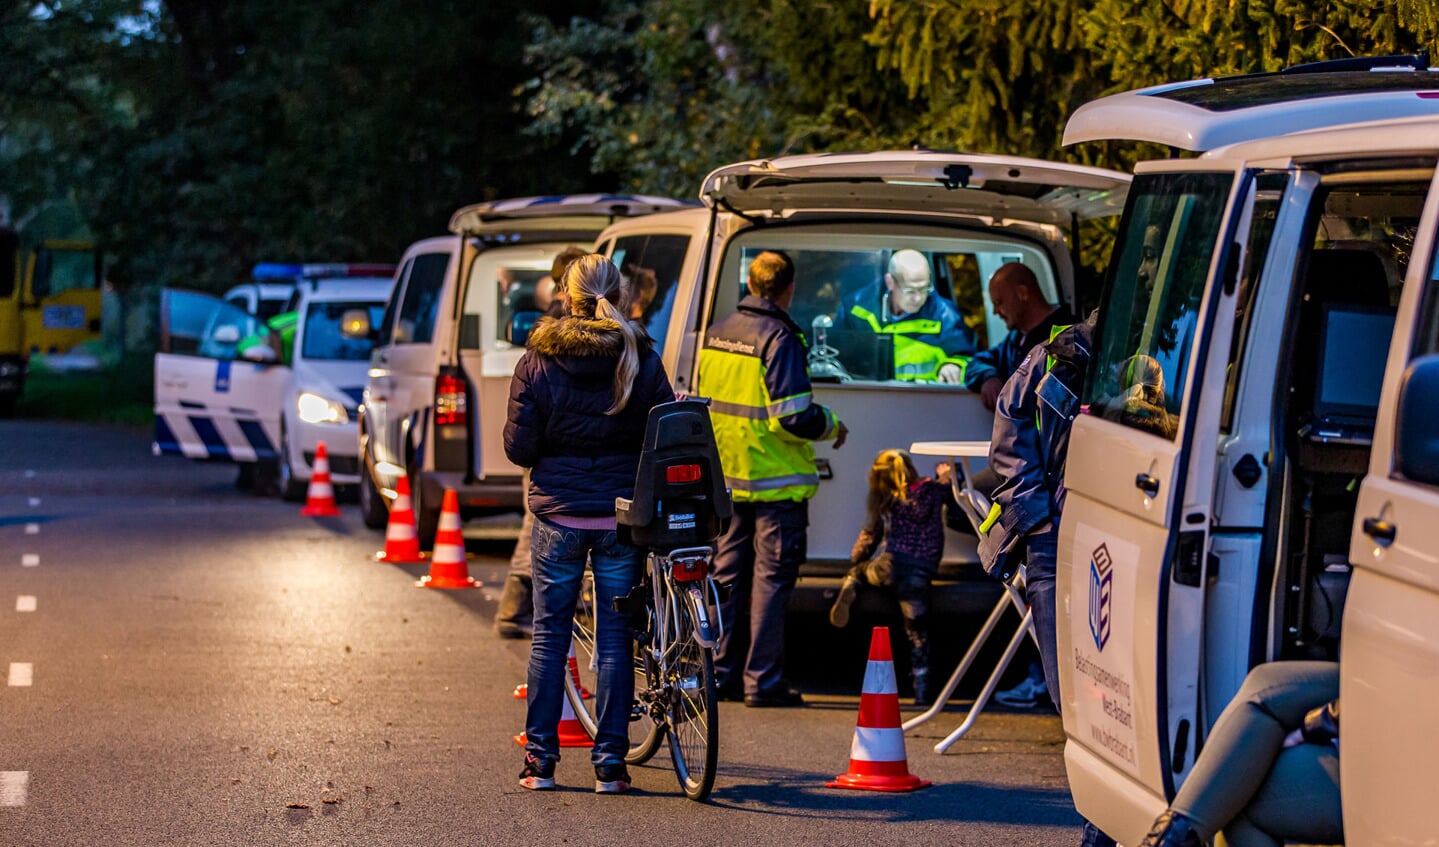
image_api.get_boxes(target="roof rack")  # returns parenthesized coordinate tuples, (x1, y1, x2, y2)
(1281, 51, 1430, 76)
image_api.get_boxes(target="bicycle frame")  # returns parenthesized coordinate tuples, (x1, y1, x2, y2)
(645, 545, 724, 664)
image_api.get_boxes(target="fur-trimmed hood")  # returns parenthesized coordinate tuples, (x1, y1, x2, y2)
(526, 315, 652, 370)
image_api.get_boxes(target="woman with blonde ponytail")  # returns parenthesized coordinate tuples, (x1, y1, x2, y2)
(504, 253, 674, 794)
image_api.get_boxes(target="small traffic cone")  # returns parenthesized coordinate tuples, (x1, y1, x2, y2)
(513, 684, 594, 749)
(827, 626, 931, 792)
(300, 441, 342, 517)
(416, 489, 480, 589)
(374, 475, 426, 563)
(512, 683, 527, 700)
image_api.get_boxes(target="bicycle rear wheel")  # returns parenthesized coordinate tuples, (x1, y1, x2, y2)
(566, 571, 663, 764)
(665, 617, 718, 801)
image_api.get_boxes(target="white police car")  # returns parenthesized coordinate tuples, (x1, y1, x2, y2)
(154, 265, 395, 498)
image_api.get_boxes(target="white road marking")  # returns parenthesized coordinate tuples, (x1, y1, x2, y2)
(0, 771, 27, 806)
(24, 524, 38, 535)
(16, 596, 36, 613)
(27, 497, 40, 507)
(20, 554, 38, 568)
(8, 663, 33, 687)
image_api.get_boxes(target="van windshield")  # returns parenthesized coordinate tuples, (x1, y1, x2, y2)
(302, 301, 385, 361)
(1084, 171, 1233, 439)
(707, 224, 1060, 386)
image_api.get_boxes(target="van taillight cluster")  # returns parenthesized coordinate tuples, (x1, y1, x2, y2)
(435, 372, 468, 426)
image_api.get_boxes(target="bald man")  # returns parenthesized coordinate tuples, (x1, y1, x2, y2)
(838, 249, 976, 382)
(964, 263, 1073, 410)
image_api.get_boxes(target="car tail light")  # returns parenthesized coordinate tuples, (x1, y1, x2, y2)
(435, 372, 468, 426)
(665, 464, 702, 484)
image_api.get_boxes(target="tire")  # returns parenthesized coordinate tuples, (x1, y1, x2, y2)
(358, 462, 388, 529)
(235, 462, 257, 491)
(278, 420, 307, 502)
(410, 467, 439, 550)
(566, 571, 664, 765)
(666, 615, 718, 801)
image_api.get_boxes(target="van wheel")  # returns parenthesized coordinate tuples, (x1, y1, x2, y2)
(359, 465, 388, 529)
(411, 470, 440, 551)
(278, 421, 307, 502)
(235, 462, 257, 490)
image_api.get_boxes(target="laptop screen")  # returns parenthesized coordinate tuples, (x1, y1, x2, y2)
(1316, 304, 1395, 420)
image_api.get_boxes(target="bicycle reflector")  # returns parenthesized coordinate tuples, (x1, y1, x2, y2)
(672, 556, 709, 582)
(665, 463, 702, 484)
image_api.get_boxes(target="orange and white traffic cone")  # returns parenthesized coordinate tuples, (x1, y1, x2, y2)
(827, 626, 931, 792)
(513, 684, 594, 749)
(300, 441, 342, 517)
(374, 475, 426, 563)
(415, 489, 480, 589)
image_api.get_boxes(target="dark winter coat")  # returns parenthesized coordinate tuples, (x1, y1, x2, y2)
(962, 305, 1075, 392)
(977, 314, 1095, 582)
(503, 314, 675, 517)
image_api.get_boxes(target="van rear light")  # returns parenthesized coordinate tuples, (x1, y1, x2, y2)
(665, 464, 702, 484)
(435, 372, 468, 426)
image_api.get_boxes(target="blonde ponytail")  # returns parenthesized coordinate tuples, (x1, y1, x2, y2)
(564, 254, 642, 415)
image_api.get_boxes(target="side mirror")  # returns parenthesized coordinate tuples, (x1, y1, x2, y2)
(1396, 353, 1439, 485)
(508, 310, 541, 347)
(339, 309, 373, 339)
(211, 325, 241, 345)
(240, 343, 278, 364)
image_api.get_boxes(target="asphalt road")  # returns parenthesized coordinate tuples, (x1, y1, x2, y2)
(0, 420, 1085, 846)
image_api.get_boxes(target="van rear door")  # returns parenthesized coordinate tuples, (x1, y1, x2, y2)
(1056, 165, 1256, 845)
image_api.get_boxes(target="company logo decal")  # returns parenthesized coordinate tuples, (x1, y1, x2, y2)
(1088, 543, 1113, 651)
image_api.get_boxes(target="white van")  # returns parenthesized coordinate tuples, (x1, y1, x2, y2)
(354, 195, 692, 539)
(1052, 63, 1439, 847)
(594, 151, 1130, 613)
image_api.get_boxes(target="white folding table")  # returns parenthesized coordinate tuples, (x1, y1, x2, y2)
(905, 440, 1038, 753)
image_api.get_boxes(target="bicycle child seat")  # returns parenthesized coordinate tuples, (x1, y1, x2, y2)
(616, 399, 733, 550)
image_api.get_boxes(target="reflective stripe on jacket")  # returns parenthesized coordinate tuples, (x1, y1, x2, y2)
(698, 295, 840, 503)
(977, 314, 1093, 582)
(838, 286, 976, 381)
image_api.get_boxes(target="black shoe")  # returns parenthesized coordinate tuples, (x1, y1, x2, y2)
(1138, 810, 1202, 847)
(594, 763, 631, 794)
(745, 686, 805, 708)
(518, 754, 556, 791)
(716, 682, 745, 702)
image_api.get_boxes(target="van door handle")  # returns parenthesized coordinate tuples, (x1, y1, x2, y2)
(1135, 473, 1160, 498)
(1362, 517, 1396, 547)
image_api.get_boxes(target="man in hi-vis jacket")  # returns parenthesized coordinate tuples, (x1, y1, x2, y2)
(699, 250, 847, 708)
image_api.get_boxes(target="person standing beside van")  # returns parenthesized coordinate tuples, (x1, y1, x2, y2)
(981, 311, 1117, 847)
(504, 254, 675, 792)
(495, 245, 587, 639)
(838, 248, 976, 382)
(699, 250, 847, 708)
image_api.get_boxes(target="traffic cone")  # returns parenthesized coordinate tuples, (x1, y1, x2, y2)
(827, 626, 931, 792)
(415, 489, 480, 589)
(513, 683, 594, 749)
(300, 441, 342, 517)
(374, 475, 426, 563)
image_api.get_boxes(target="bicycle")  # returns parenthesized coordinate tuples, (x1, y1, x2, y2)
(563, 399, 730, 801)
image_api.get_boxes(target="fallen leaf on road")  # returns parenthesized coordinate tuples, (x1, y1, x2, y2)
(322, 798, 341, 805)
(267, 750, 278, 761)
(287, 803, 311, 809)
(329, 697, 342, 705)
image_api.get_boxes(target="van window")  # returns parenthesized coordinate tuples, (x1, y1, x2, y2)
(1085, 172, 1232, 440)
(611, 234, 690, 355)
(706, 224, 1057, 386)
(377, 259, 408, 348)
(302, 301, 386, 361)
(395, 252, 449, 344)
(495, 267, 550, 346)
(1221, 172, 1288, 431)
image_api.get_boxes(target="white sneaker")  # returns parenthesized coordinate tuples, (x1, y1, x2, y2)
(994, 675, 1048, 708)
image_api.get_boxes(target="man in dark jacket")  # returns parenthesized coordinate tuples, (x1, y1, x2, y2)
(837, 248, 975, 382)
(980, 312, 1117, 847)
(698, 250, 847, 707)
(965, 263, 1074, 411)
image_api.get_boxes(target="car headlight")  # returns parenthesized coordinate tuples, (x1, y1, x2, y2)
(297, 392, 349, 425)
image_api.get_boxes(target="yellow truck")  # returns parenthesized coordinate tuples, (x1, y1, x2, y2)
(0, 225, 104, 414)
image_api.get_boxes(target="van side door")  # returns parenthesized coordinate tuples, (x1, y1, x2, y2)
(1344, 166, 1439, 847)
(1058, 167, 1252, 845)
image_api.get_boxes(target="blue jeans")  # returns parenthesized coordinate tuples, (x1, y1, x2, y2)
(525, 516, 643, 766)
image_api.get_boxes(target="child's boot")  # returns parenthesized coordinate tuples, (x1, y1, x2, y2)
(829, 565, 863, 628)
